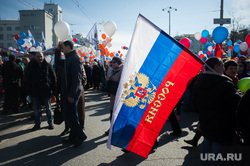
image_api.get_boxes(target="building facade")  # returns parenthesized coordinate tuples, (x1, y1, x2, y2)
(0, 20, 20, 48)
(0, 3, 61, 50)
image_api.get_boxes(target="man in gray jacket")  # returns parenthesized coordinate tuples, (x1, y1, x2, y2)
(61, 40, 87, 148)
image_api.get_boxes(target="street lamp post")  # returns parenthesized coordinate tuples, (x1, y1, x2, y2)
(162, 7, 177, 36)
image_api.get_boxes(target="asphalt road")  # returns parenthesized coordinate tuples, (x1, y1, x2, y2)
(0, 89, 203, 166)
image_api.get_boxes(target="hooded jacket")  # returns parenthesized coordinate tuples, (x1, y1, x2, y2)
(193, 72, 241, 144)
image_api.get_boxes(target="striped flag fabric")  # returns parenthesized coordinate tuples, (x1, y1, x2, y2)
(107, 14, 204, 158)
(42, 31, 46, 51)
(27, 30, 35, 46)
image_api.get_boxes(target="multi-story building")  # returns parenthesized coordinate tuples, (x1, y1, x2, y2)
(0, 3, 62, 50)
(0, 20, 20, 48)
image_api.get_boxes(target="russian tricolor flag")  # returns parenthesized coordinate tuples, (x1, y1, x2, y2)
(107, 14, 204, 158)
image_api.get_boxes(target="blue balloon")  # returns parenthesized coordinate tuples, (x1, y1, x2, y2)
(236, 40, 242, 44)
(212, 26, 229, 44)
(20, 32, 26, 38)
(233, 44, 240, 53)
(17, 38, 25, 45)
(227, 40, 232, 46)
(35, 42, 40, 47)
(201, 30, 209, 38)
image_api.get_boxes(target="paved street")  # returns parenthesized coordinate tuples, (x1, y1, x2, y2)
(0, 89, 203, 166)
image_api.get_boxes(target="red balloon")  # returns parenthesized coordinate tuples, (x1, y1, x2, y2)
(180, 38, 191, 48)
(118, 50, 121, 54)
(228, 46, 233, 50)
(14, 34, 20, 40)
(207, 51, 211, 55)
(73, 38, 77, 43)
(200, 37, 207, 44)
(245, 34, 250, 45)
(200, 54, 204, 59)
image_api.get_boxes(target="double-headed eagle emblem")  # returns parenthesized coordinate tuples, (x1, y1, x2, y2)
(121, 72, 157, 109)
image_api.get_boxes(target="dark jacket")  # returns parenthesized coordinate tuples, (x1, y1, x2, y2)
(26, 60, 56, 97)
(236, 89, 250, 137)
(193, 72, 241, 144)
(61, 50, 83, 99)
(2, 60, 23, 88)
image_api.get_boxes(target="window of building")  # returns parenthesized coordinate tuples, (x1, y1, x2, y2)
(7, 43, 12, 47)
(15, 26, 20, 31)
(0, 43, 4, 47)
(35, 26, 41, 29)
(24, 26, 30, 30)
(0, 27, 3, 31)
(0, 34, 3, 40)
(6, 27, 12, 31)
(7, 34, 12, 40)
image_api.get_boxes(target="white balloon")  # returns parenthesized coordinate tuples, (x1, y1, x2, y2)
(54, 21, 71, 41)
(198, 51, 203, 55)
(107, 42, 112, 48)
(194, 32, 201, 41)
(45, 56, 51, 63)
(30, 47, 36, 52)
(36, 46, 42, 52)
(207, 46, 213, 51)
(104, 21, 117, 37)
(240, 42, 248, 52)
(65, 34, 73, 41)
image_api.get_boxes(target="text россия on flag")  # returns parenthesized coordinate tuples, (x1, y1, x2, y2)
(107, 14, 204, 158)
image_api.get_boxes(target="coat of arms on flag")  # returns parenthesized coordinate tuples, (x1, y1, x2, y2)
(107, 14, 204, 158)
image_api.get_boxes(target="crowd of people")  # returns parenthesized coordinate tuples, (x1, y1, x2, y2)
(0, 41, 250, 163)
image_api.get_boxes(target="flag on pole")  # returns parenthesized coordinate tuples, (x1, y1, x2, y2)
(27, 30, 35, 46)
(86, 23, 102, 61)
(41, 32, 46, 51)
(86, 23, 98, 50)
(107, 14, 204, 158)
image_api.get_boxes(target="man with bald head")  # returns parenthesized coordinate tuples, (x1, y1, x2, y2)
(26, 51, 56, 131)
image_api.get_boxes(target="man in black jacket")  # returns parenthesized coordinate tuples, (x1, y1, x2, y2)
(61, 40, 87, 148)
(1, 54, 23, 114)
(193, 57, 241, 165)
(26, 51, 56, 131)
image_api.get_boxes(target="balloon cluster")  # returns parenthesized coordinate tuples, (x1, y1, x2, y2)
(194, 29, 209, 44)
(98, 21, 125, 63)
(76, 45, 97, 62)
(227, 34, 250, 58)
(14, 32, 43, 53)
(121, 46, 128, 50)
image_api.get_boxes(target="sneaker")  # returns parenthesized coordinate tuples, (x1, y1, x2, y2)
(184, 139, 197, 147)
(60, 129, 70, 136)
(73, 136, 87, 148)
(48, 123, 54, 130)
(62, 138, 74, 144)
(32, 124, 41, 131)
(121, 149, 130, 153)
(170, 131, 182, 136)
(104, 129, 110, 136)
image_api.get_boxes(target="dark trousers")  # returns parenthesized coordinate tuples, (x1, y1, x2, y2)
(3, 85, 19, 112)
(169, 109, 181, 133)
(63, 96, 86, 142)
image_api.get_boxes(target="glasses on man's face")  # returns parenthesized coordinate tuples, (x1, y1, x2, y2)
(111, 61, 116, 64)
